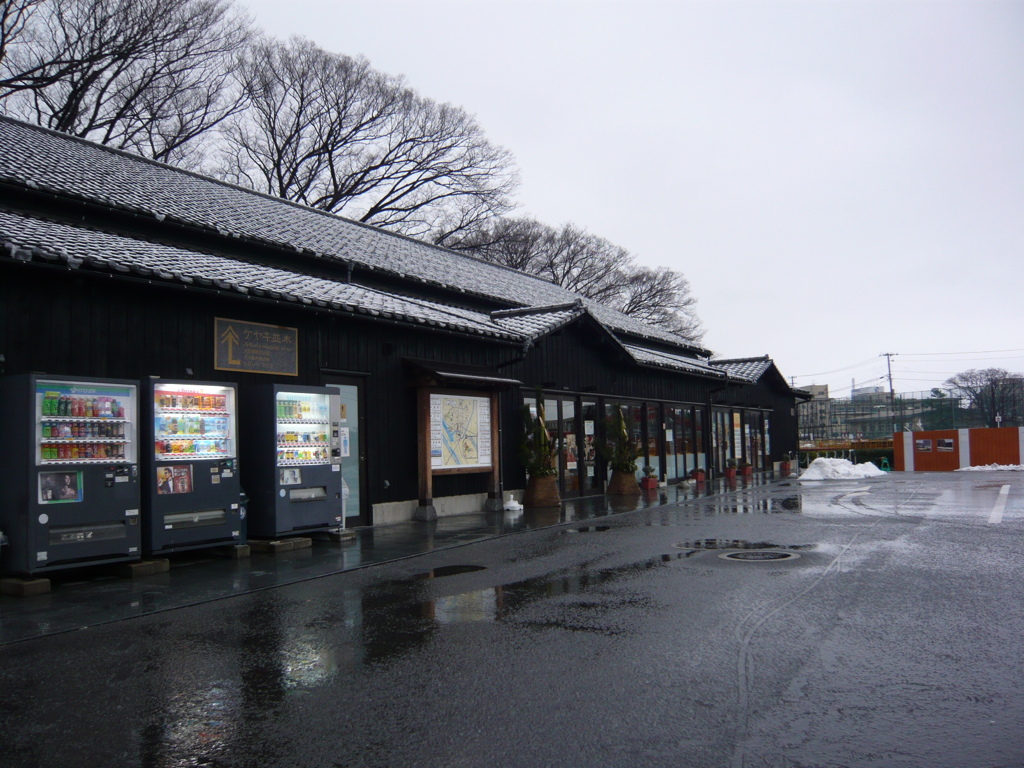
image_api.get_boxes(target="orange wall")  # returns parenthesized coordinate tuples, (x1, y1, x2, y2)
(894, 434, 905, 471)
(970, 428, 1021, 467)
(895, 427, 1022, 471)
(908, 430, 960, 472)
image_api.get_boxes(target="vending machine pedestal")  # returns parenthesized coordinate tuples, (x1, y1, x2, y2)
(0, 374, 141, 575)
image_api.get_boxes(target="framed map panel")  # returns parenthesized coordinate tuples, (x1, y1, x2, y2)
(429, 393, 493, 471)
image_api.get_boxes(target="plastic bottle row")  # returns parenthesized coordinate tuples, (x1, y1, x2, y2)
(277, 447, 330, 463)
(42, 443, 127, 461)
(276, 399, 328, 420)
(155, 416, 230, 437)
(42, 392, 126, 418)
(155, 439, 231, 456)
(277, 430, 328, 444)
(156, 392, 228, 411)
(42, 421, 127, 439)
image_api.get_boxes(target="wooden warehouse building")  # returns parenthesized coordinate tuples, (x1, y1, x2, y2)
(0, 116, 804, 539)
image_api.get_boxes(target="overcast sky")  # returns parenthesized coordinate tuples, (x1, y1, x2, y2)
(240, 0, 1023, 397)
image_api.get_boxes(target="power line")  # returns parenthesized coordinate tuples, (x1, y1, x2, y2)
(900, 347, 1024, 357)
(791, 356, 882, 379)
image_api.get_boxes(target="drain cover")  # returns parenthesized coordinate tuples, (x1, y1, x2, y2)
(718, 550, 800, 562)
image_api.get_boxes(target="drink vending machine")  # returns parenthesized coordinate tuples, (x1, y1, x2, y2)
(0, 374, 141, 575)
(240, 384, 344, 538)
(141, 378, 243, 555)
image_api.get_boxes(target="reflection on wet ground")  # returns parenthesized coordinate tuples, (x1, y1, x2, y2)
(669, 538, 816, 557)
(0, 472, 788, 644)
(359, 555, 674, 661)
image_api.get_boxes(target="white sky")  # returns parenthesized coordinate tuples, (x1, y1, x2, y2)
(238, 0, 1024, 397)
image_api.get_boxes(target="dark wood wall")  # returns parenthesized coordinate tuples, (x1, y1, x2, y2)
(0, 260, 517, 519)
(2, 260, 802, 521)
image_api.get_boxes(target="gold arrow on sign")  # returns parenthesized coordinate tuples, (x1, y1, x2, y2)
(220, 325, 241, 365)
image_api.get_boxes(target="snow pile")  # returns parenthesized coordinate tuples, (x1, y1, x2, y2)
(955, 464, 1024, 472)
(799, 457, 886, 480)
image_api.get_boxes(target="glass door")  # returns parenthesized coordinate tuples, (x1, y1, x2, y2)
(560, 398, 580, 497)
(325, 379, 366, 525)
(580, 399, 602, 495)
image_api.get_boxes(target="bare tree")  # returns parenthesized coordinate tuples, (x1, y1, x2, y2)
(0, 0, 253, 166)
(450, 215, 704, 343)
(539, 224, 629, 304)
(216, 36, 517, 241)
(944, 368, 1024, 428)
(615, 265, 704, 341)
(446, 215, 551, 272)
(0, 1, 43, 72)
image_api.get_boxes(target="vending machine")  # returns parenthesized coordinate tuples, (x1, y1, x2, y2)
(240, 384, 344, 538)
(0, 374, 141, 575)
(141, 378, 243, 555)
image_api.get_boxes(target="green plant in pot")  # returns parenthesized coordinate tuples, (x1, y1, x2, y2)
(737, 457, 753, 475)
(520, 402, 560, 507)
(603, 404, 641, 495)
(724, 457, 738, 479)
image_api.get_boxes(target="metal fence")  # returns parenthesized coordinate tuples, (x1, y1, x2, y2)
(798, 383, 1024, 442)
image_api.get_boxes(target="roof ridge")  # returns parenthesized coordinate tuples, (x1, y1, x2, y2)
(489, 299, 583, 319)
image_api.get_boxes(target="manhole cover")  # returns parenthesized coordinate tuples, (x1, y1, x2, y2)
(718, 550, 801, 562)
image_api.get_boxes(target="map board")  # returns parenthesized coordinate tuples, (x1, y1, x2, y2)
(429, 393, 492, 471)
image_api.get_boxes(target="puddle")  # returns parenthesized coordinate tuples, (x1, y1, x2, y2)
(425, 565, 487, 578)
(358, 555, 674, 659)
(561, 526, 612, 535)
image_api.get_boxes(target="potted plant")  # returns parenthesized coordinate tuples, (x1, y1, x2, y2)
(640, 464, 658, 490)
(602, 404, 641, 495)
(738, 458, 753, 476)
(520, 403, 560, 507)
(723, 458, 737, 479)
(779, 455, 792, 477)
(689, 466, 706, 483)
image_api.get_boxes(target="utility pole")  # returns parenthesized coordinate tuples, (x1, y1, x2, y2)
(881, 352, 898, 433)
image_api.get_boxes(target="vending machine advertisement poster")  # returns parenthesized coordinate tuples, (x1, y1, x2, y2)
(39, 471, 84, 503)
(156, 465, 193, 495)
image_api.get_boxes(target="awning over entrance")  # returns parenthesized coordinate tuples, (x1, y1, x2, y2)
(404, 359, 522, 389)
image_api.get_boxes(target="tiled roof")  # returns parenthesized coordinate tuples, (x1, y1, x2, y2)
(623, 344, 726, 378)
(0, 117, 707, 353)
(711, 356, 773, 382)
(489, 301, 586, 338)
(0, 209, 523, 340)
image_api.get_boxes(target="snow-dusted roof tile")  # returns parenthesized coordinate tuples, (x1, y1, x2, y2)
(0, 117, 704, 353)
(0, 209, 522, 341)
(624, 344, 725, 378)
(711, 356, 773, 382)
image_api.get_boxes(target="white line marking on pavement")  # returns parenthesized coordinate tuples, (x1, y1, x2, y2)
(988, 485, 1010, 525)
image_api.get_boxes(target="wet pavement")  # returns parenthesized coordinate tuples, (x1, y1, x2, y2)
(0, 475, 765, 645)
(2, 470, 1023, 768)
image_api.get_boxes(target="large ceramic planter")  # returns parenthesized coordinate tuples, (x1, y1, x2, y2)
(724, 468, 737, 480)
(740, 466, 753, 476)
(523, 474, 561, 507)
(640, 477, 658, 490)
(607, 469, 641, 495)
